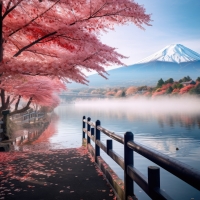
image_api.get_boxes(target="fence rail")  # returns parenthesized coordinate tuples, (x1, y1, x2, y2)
(11, 110, 45, 123)
(82, 116, 200, 200)
(0, 109, 45, 141)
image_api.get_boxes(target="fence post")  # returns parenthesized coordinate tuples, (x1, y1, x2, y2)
(124, 132, 134, 200)
(148, 166, 160, 198)
(95, 120, 101, 163)
(107, 139, 112, 154)
(82, 116, 86, 139)
(87, 117, 91, 145)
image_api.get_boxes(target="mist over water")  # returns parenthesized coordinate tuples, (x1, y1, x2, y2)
(75, 96, 200, 115)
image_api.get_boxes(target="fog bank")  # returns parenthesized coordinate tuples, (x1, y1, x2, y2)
(75, 96, 200, 114)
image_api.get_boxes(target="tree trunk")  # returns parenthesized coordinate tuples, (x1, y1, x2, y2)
(0, 2, 3, 62)
(5, 95, 10, 108)
(0, 88, 6, 111)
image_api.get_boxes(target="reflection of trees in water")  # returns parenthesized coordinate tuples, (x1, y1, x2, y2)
(4, 113, 59, 152)
(156, 114, 200, 130)
(131, 112, 199, 130)
(63, 105, 200, 130)
(32, 114, 58, 144)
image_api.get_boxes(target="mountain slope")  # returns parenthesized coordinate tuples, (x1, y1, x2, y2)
(69, 44, 200, 88)
(137, 44, 200, 64)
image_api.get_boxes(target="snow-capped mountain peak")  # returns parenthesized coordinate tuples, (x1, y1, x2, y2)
(137, 44, 200, 64)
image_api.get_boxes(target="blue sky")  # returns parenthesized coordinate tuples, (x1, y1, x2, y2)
(100, 0, 200, 68)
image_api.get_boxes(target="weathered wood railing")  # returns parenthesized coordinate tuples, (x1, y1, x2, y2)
(0, 109, 45, 141)
(82, 116, 200, 200)
(11, 110, 45, 123)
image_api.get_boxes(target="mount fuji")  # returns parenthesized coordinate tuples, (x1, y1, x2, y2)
(137, 44, 200, 64)
(69, 44, 200, 88)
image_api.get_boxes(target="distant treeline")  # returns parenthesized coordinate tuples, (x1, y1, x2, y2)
(71, 76, 200, 98)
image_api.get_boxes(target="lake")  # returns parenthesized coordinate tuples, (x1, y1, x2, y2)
(49, 97, 200, 199)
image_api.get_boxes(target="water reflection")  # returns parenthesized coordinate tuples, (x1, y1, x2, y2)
(0, 113, 58, 152)
(8, 99, 200, 200)
(1, 124, 48, 152)
(53, 103, 200, 161)
(53, 103, 200, 200)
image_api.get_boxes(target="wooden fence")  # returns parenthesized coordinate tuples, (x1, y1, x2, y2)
(82, 116, 200, 200)
(11, 110, 45, 123)
(0, 109, 45, 141)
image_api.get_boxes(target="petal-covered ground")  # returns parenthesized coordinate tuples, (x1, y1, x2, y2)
(0, 146, 116, 200)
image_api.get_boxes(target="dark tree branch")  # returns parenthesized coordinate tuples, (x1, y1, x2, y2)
(57, 34, 81, 41)
(5, 0, 12, 12)
(14, 95, 21, 111)
(10, 97, 32, 116)
(9, 0, 60, 37)
(70, 6, 129, 26)
(5, 95, 10, 108)
(83, 52, 98, 62)
(37, 37, 55, 43)
(90, 2, 107, 18)
(13, 31, 57, 57)
(2, 0, 23, 20)
(21, 72, 49, 76)
(69, 2, 108, 26)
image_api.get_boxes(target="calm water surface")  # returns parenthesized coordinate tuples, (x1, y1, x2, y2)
(49, 102, 200, 200)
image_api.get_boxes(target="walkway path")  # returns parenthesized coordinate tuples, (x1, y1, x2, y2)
(0, 146, 116, 200)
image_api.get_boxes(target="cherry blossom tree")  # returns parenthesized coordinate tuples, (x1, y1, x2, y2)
(0, 0, 150, 119)
(179, 85, 195, 95)
(0, 0, 151, 84)
(152, 88, 166, 98)
(0, 75, 66, 115)
(126, 86, 137, 96)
